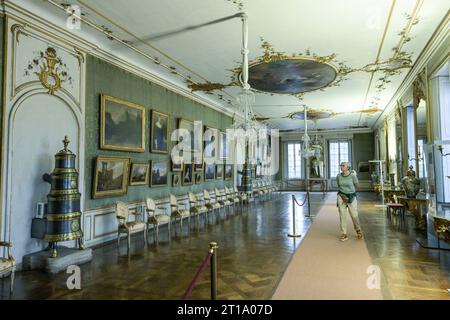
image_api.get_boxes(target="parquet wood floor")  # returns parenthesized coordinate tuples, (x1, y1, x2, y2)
(1, 192, 448, 300)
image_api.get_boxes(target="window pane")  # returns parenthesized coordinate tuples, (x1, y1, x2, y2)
(287, 143, 302, 179)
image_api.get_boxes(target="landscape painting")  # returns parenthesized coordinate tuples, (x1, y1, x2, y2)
(93, 156, 130, 198)
(100, 94, 145, 152)
(129, 163, 149, 185)
(225, 164, 233, 180)
(151, 161, 168, 187)
(204, 163, 215, 181)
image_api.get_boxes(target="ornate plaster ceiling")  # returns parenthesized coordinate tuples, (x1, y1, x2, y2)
(16, 0, 449, 132)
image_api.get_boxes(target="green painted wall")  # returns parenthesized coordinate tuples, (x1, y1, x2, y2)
(0, 15, 4, 234)
(85, 55, 233, 210)
(353, 132, 375, 180)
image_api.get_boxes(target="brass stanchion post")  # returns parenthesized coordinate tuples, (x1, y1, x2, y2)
(209, 242, 218, 300)
(288, 195, 302, 238)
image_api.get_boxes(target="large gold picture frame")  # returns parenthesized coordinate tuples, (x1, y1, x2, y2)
(150, 110, 170, 154)
(100, 94, 146, 152)
(93, 156, 130, 199)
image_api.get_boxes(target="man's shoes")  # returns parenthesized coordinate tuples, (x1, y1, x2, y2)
(339, 234, 348, 242)
(356, 230, 364, 240)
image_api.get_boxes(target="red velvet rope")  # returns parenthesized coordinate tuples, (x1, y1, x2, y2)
(181, 251, 213, 300)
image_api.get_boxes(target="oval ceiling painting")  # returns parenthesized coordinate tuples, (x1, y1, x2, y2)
(289, 110, 333, 120)
(248, 58, 337, 94)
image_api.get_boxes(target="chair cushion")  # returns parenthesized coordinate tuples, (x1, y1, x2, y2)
(148, 215, 170, 224)
(0, 258, 15, 272)
(119, 221, 146, 232)
(172, 209, 190, 218)
(191, 206, 207, 214)
(206, 203, 221, 210)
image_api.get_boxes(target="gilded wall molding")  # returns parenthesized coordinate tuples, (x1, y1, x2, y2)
(2, 1, 236, 118)
(373, 10, 449, 129)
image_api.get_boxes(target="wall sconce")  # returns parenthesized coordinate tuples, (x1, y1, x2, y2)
(407, 145, 424, 162)
(437, 145, 450, 157)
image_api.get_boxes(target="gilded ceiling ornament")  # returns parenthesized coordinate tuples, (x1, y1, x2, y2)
(224, 0, 244, 11)
(187, 81, 229, 92)
(288, 108, 335, 120)
(413, 68, 427, 105)
(25, 47, 73, 95)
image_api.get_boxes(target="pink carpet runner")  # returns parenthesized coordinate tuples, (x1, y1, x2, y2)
(272, 195, 383, 300)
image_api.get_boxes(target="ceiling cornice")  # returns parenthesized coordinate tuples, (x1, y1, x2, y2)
(1, 0, 237, 118)
(373, 10, 450, 129)
(280, 127, 373, 138)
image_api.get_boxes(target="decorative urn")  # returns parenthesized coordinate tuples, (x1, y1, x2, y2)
(401, 166, 420, 198)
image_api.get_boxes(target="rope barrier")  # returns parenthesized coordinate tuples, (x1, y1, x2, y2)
(292, 193, 308, 207)
(181, 241, 218, 300)
(181, 251, 212, 300)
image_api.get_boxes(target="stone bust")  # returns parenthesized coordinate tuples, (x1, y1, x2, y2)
(401, 166, 420, 198)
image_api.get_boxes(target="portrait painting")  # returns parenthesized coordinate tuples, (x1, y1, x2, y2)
(92, 156, 130, 199)
(195, 172, 203, 184)
(183, 162, 194, 185)
(204, 126, 218, 162)
(150, 160, 168, 187)
(100, 94, 145, 152)
(219, 131, 228, 160)
(172, 173, 181, 187)
(225, 164, 233, 180)
(216, 164, 224, 179)
(204, 163, 215, 181)
(177, 118, 195, 152)
(129, 163, 149, 186)
(151, 110, 169, 153)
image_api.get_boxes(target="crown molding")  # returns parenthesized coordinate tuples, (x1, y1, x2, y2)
(373, 10, 450, 129)
(280, 127, 373, 139)
(1, 0, 236, 118)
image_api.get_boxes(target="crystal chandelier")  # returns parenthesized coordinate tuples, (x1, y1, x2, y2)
(232, 13, 261, 132)
(300, 106, 316, 158)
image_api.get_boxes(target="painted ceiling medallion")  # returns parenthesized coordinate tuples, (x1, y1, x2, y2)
(288, 109, 334, 120)
(229, 39, 349, 95)
(248, 58, 337, 94)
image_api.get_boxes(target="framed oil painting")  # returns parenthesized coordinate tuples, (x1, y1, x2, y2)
(195, 172, 203, 184)
(224, 164, 233, 180)
(150, 160, 168, 187)
(219, 131, 228, 160)
(172, 157, 183, 172)
(182, 162, 194, 185)
(204, 126, 218, 162)
(172, 173, 181, 187)
(92, 156, 130, 199)
(100, 94, 145, 152)
(195, 161, 204, 171)
(151, 110, 169, 153)
(204, 163, 215, 181)
(129, 163, 149, 186)
(216, 164, 224, 179)
(177, 118, 195, 152)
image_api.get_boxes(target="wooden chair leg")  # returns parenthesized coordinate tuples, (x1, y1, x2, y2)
(168, 221, 171, 241)
(10, 267, 15, 294)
